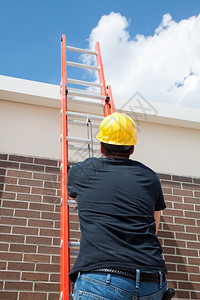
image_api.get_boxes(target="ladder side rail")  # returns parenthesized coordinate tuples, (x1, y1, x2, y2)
(60, 34, 70, 300)
(95, 42, 115, 116)
(107, 85, 115, 114)
(95, 42, 108, 116)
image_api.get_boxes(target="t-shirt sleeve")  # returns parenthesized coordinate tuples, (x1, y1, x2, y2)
(67, 166, 78, 198)
(154, 179, 166, 211)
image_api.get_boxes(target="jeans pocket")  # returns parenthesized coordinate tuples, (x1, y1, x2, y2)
(78, 290, 110, 300)
(140, 282, 167, 300)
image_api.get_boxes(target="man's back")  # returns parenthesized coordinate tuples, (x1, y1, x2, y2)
(67, 157, 167, 282)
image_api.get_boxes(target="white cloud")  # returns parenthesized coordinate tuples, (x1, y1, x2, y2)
(84, 12, 200, 108)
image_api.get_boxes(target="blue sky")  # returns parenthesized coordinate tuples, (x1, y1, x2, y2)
(1, 0, 200, 88)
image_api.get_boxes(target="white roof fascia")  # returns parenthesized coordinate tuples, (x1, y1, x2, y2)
(0, 75, 200, 129)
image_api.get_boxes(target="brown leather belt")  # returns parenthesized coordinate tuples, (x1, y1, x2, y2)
(92, 268, 166, 283)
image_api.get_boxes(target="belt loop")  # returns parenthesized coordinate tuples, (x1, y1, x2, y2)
(159, 271, 162, 288)
(78, 272, 81, 279)
(106, 273, 111, 284)
(136, 269, 140, 289)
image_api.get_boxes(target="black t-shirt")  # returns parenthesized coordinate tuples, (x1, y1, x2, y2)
(67, 157, 167, 282)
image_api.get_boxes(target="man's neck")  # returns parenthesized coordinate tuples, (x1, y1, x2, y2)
(102, 155, 128, 159)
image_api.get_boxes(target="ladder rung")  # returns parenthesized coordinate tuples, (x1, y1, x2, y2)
(68, 89, 105, 100)
(67, 136, 99, 144)
(67, 95, 103, 107)
(69, 241, 80, 247)
(67, 78, 101, 88)
(66, 45, 97, 55)
(66, 61, 99, 71)
(66, 111, 104, 120)
(68, 119, 100, 128)
(68, 87, 101, 95)
(69, 144, 100, 152)
(68, 199, 77, 205)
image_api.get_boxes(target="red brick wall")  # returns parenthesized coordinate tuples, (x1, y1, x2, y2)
(158, 173, 200, 299)
(0, 153, 200, 300)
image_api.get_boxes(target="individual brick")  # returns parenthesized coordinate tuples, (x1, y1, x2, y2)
(43, 195, 60, 205)
(48, 293, 60, 300)
(0, 292, 18, 300)
(2, 199, 28, 209)
(41, 212, 60, 221)
(161, 180, 181, 189)
(15, 209, 40, 219)
(0, 261, 7, 269)
(28, 219, 53, 228)
(0, 234, 24, 243)
(0, 216, 27, 226)
(0, 252, 22, 261)
(0, 207, 14, 216)
(12, 226, 38, 235)
(18, 178, 43, 187)
(34, 282, 59, 292)
(10, 244, 37, 253)
(45, 166, 60, 174)
(9, 155, 33, 163)
(20, 163, 44, 172)
(158, 173, 172, 180)
(0, 176, 17, 184)
(32, 187, 56, 196)
(21, 272, 49, 281)
(0, 270, 20, 280)
(29, 202, 54, 212)
(0, 161, 19, 169)
(50, 273, 59, 282)
(7, 169, 32, 179)
(5, 281, 33, 290)
(19, 292, 47, 300)
(182, 183, 200, 191)
(17, 193, 42, 202)
(8, 262, 35, 271)
(0, 225, 12, 233)
(172, 175, 192, 183)
(34, 158, 58, 166)
(24, 254, 50, 263)
(0, 191, 16, 200)
(0, 154, 8, 160)
(33, 172, 57, 181)
(177, 264, 199, 273)
(25, 236, 51, 246)
(38, 245, 60, 255)
(176, 232, 197, 241)
(36, 263, 60, 273)
(40, 228, 60, 238)
(173, 188, 193, 197)
(5, 184, 30, 193)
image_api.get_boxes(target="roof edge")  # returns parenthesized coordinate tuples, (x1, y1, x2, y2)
(0, 75, 200, 129)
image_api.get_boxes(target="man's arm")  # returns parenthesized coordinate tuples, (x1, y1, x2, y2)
(67, 166, 77, 199)
(154, 210, 161, 235)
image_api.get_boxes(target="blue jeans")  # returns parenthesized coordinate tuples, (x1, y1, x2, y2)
(73, 270, 167, 299)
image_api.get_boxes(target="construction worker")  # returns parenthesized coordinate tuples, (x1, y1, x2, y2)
(67, 112, 169, 300)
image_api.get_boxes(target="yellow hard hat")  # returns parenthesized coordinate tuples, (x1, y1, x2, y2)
(96, 112, 138, 145)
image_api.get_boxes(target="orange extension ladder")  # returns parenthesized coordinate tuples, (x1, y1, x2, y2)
(60, 34, 115, 300)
